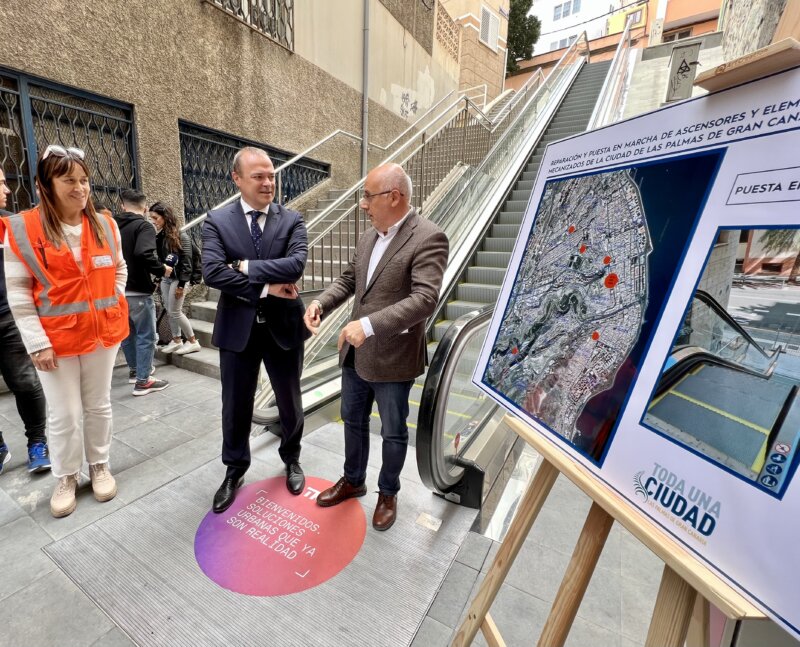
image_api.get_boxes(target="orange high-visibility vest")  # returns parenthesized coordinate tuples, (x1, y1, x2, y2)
(4, 207, 129, 357)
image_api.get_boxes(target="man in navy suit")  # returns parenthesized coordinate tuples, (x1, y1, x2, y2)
(202, 146, 310, 513)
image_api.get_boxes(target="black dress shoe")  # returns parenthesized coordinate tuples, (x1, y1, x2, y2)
(286, 461, 305, 495)
(212, 476, 244, 513)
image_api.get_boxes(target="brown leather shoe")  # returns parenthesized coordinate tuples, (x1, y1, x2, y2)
(372, 493, 397, 531)
(317, 477, 367, 507)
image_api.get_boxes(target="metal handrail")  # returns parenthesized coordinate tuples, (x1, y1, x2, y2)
(462, 83, 488, 108)
(417, 305, 495, 493)
(693, 290, 775, 361)
(262, 32, 590, 413)
(587, 15, 634, 129)
(180, 88, 460, 232)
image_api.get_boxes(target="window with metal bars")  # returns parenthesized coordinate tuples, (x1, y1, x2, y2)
(205, 0, 294, 51)
(178, 121, 329, 227)
(0, 68, 138, 213)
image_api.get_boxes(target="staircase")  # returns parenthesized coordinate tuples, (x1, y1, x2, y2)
(431, 60, 612, 344)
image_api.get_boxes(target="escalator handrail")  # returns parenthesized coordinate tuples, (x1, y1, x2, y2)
(416, 305, 496, 493)
(694, 289, 775, 361)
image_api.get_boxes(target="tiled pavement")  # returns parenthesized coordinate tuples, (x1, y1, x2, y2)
(2, 360, 793, 646)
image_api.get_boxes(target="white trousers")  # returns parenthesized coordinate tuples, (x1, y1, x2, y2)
(37, 343, 119, 478)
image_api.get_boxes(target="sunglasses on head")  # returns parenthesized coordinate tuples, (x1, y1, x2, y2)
(41, 144, 85, 161)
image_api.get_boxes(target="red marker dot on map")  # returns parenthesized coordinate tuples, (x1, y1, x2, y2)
(568, 225, 576, 234)
(579, 244, 587, 254)
(604, 273, 619, 289)
(511, 347, 519, 355)
(603, 255, 612, 265)
(591, 331, 600, 341)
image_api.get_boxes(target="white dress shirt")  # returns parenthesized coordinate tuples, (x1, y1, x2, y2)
(359, 209, 412, 338)
(238, 198, 269, 298)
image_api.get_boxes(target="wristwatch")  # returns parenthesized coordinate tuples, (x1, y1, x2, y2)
(311, 299, 323, 315)
(231, 259, 242, 271)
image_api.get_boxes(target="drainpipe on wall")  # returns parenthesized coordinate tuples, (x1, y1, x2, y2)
(361, 0, 370, 177)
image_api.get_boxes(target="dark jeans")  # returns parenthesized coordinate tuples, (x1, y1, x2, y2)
(341, 365, 413, 496)
(0, 310, 47, 447)
(219, 321, 304, 479)
(121, 295, 156, 382)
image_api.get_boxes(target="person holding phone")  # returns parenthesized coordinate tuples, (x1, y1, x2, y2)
(149, 202, 200, 355)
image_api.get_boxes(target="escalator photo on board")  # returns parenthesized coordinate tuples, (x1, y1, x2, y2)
(642, 227, 800, 497)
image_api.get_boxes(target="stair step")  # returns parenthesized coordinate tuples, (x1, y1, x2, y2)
(456, 282, 501, 303)
(190, 300, 218, 324)
(188, 318, 215, 349)
(446, 300, 486, 321)
(482, 236, 516, 252)
(510, 189, 533, 202)
(466, 266, 507, 285)
(497, 211, 524, 225)
(159, 347, 221, 380)
(491, 223, 521, 239)
(206, 287, 221, 303)
(476, 250, 512, 268)
(515, 179, 534, 191)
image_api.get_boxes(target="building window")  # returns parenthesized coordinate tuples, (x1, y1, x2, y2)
(205, 0, 294, 51)
(550, 41, 559, 51)
(629, 9, 643, 25)
(480, 6, 500, 51)
(573, 0, 581, 12)
(178, 121, 329, 229)
(554, 4, 562, 20)
(0, 67, 138, 213)
(562, 1, 572, 17)
(559, 37, 568, 48)
(663, 29, 693, 43)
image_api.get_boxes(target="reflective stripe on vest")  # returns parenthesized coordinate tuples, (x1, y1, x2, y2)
(98, 215, 117, 265)
(94, 295, 119, 310)
(5, 214, 84, 317)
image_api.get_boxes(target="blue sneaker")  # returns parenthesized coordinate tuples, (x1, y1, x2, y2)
(27, 442, 51, 473)
(0, 444, 9, 475)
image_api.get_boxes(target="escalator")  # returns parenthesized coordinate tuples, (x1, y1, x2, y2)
(643, 291, 799, 494)
(254, 36, 620, 507)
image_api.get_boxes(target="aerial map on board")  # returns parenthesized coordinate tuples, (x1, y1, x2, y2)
(484, 169, 651, 444)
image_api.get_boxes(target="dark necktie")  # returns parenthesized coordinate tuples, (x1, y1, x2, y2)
(248, 210, 263, 255)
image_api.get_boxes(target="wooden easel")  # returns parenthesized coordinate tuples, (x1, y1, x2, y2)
(451, 416, 764, 647)
(453, 39, 800, 647)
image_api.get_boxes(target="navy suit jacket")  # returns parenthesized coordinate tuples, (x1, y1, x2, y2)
(201, 201, 310, 353)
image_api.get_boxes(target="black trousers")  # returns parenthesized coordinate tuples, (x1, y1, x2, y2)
(0, 310, 47, 447)
(218, 321, 304, 479)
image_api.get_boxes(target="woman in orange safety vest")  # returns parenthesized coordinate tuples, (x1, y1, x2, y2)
(3, 145, 128, 518)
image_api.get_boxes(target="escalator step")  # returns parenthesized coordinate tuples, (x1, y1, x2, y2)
(482, 236, 516, 252)
(446, 300, 488, 321)
(456, 282, 502, 303)
(476, 250, 512, 268)
(497, 211, 524, 225)
(466, 266, 507, 285)
(491, 223, 521, 238)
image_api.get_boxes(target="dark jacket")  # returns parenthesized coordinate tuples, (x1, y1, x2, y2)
(155, 229, 193, 288)
(114, 211, 165, 294)
(202, 201, 310, 353)
(0, 209, 11, 316)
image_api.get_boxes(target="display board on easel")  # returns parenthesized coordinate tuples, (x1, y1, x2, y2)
(466, 45, 800, 645)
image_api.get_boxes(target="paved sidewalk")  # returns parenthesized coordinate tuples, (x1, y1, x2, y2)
(0, 361, 225, 647)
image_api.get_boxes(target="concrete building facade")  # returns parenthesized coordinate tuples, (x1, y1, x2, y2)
(0, 0, 460, 222)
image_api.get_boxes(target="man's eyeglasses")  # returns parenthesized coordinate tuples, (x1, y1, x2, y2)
(41, 145, 85, 161)
(360, 189, 404, 202)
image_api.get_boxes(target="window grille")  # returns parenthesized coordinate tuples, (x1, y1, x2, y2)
(178, 121, 329, 228)
(0, 68, 137, 213)
(205, 0, 294, 51)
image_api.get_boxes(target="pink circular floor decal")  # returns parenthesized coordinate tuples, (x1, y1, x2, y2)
(194, 476, 366, 596)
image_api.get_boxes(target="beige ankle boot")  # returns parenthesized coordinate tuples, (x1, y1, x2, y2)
(50, 474, 79, 518)
(89, 463, 117, 502)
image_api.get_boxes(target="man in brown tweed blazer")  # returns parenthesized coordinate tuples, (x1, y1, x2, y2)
(304, 163, 448, 530)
